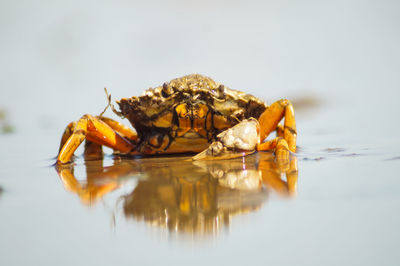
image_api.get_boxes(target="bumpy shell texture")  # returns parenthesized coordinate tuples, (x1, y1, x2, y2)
(117, 74, 267, 139)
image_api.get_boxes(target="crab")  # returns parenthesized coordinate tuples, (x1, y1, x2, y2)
(56, 74, 297, 164)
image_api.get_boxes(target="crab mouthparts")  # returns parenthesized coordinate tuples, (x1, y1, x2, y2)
(182, 130, 204, 139)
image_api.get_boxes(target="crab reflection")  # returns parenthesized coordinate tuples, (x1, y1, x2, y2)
(56, 152, 298, 234)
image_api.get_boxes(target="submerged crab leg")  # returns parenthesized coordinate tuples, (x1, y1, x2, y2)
(57, 115, 135, 164)
(257, 99, 297, 152)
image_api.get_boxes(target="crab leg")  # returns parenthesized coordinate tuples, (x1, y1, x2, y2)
(59, 122, 74, 153)
(257, 137, 290, 159)
(84, 117, 138, 159)
(98, 117, 138, 142)
(57, 115, 135, 164)
(83, 140, 103, 159)
(257, 99, 297, 153)
(276, 124, 285, 138)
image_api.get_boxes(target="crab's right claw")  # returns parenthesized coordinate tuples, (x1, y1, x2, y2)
(57, 115, 137, 165)
(192, 118, 259, 161)
(192, 142, 255, 160)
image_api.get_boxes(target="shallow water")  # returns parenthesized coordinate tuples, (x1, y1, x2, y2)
(1, 1, 400, 265)
(1, 100, 399, 266)
(56, 153, 296, 234)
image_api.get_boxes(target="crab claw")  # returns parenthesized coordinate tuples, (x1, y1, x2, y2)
(192, 118, 260, 160)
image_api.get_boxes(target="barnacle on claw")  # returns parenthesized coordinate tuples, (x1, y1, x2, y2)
(192, 119, 259, 161)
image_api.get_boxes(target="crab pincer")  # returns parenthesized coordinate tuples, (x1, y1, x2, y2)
(192, 118, 260, 160)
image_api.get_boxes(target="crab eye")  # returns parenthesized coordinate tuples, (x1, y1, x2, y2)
(161, 83, 173, 98)
(213, 85, 225, 99)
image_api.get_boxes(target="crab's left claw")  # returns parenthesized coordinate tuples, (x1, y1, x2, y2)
(192, 118, 259, 160)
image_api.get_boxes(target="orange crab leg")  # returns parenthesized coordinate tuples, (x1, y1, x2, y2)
(57, 118, 88, 164)
(276, 124, 284, 138)
(57, 114, 135, 164)
(59, 122, 75, 153)
(99, 117, 138, 142)
(84, 140, 103, 159)
(84, 117, 138, 159)
(257, 99, 297, 153)
(257, 137, 290, 159)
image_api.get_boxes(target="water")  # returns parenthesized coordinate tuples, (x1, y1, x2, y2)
(1, 0, 400, 265)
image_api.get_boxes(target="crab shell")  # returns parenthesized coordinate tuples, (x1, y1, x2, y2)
(117, 74, 267, 154)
